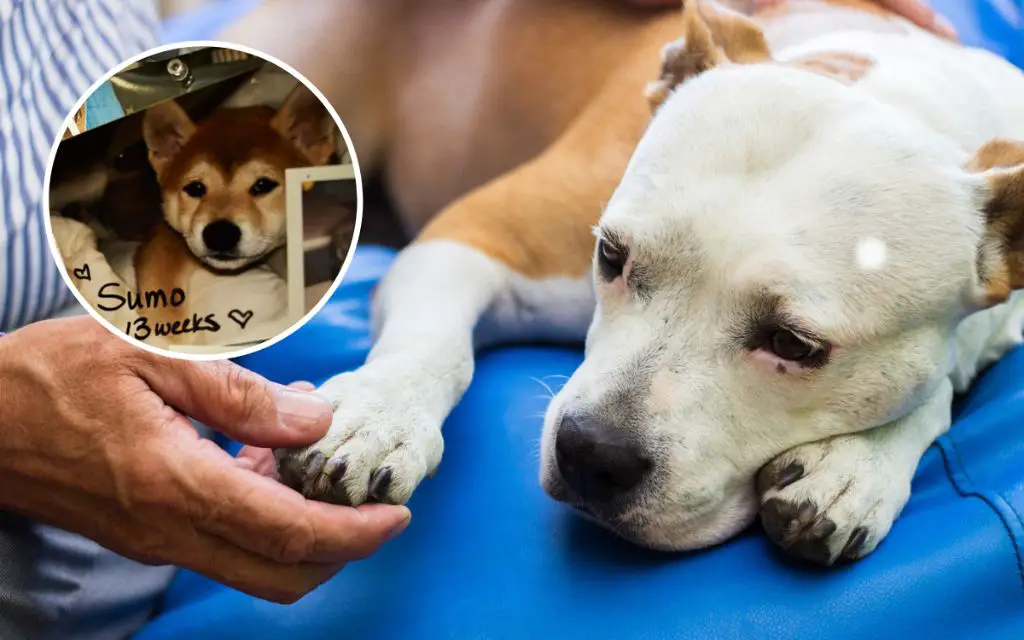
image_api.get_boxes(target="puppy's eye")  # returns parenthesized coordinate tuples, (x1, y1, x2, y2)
(769, 329, 821, 363)
(597, 238, 626, 281)
(249, 177, 279, 196)
(182, 180, 207, 198)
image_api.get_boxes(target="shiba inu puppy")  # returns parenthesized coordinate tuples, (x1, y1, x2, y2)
(50, 82, 339, 348)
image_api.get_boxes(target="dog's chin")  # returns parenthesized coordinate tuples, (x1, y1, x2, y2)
(541, 466, 758, 552)
(200, 254, 261, 272)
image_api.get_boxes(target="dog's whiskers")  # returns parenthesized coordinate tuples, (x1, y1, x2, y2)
(528, 376, 558, 399)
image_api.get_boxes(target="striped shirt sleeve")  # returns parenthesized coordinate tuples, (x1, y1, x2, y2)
(0, 0, 160, 332)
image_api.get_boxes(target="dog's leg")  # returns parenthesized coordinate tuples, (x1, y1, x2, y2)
(276, 237, 595, 506)
(274, 42, 659, 505)
(757, 378, 954, 565)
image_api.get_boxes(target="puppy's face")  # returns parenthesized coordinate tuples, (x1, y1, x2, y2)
(540, 63, 1024, 551)
(143, 84, 336, 270)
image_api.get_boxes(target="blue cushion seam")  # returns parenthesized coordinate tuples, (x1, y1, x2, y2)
(935, 434, 1024, 594)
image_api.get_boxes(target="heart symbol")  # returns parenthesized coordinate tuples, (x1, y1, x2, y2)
(72, 264, 91, 281)
(228, 309, 254, 330)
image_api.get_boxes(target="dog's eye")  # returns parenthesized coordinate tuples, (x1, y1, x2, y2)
(182, 180, 207, 198)
(249, 177, 280, 196)
(769, 329, 821, 363)
(597, 238, 626, 281)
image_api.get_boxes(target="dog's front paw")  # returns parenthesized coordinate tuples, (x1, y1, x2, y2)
(275, 367, 444, 506)
(49, 215, 98, 266)
(756, 435, 911, 565)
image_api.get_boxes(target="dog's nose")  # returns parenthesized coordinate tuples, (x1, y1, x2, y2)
(555, 413, 651, 503)
(202, 220, 242, 253)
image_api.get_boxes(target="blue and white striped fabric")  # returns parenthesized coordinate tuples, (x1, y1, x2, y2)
(0, 0, 160, 332)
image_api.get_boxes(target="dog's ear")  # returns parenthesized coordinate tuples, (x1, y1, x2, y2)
(645, 0, 771, 112)
(271, 83, 336, 166)
(142, 99, 196, 178)
(968, 139, 1024, 305)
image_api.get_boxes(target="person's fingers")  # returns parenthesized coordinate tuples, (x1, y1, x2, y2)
(288, 380, 317, 392)
(304, 502, 413, 563)
(234, 381, 319, 473)
(171, 525, 343, 604)
(627, 0, 680, 6)
(235, 445, 278, 476)
(752, 0, 959, 41)
(172, 435, 411, 565)
(134, 358, 333, 447)
(880, 0, 958, 39)
(877, 0, 935, 29)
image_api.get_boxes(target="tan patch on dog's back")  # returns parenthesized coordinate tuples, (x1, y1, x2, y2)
(420, 0, 923, 280)
(420, 31, 669, 279)
(785, 51, 876, 84)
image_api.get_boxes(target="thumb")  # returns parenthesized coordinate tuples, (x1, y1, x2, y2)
(136, 358, 334, 447)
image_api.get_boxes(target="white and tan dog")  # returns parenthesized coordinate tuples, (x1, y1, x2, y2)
(228, 0, 1024, 565)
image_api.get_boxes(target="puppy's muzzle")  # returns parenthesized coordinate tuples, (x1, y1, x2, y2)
(554, 413, 652, 505)
(202, 219, 242, 255)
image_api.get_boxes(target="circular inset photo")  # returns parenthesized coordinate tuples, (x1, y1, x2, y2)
(45, 42, 362, 359)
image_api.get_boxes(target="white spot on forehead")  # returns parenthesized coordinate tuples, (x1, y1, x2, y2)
(856, 237, 887, 271)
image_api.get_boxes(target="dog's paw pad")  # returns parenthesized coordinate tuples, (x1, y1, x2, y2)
(758, 438, 910, 565)
(760, 497, 838, 565)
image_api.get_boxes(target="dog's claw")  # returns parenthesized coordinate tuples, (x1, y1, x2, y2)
(325, 455, 348, 483)
(841, 527, 869, 561)
(776, 462, 804, 490)
(369, 467, 393, 502)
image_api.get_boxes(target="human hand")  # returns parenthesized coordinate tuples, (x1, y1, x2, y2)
(0, 317, 411, 603)
(624, 0, 958, 41)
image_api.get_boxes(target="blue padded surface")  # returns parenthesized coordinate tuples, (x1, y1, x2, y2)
(136, 249, 1024, 640)
(140, 2, 1024, 638)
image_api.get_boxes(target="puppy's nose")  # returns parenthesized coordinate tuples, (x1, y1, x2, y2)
(202, 220, 242, 253)
(555, 413, 651, 503)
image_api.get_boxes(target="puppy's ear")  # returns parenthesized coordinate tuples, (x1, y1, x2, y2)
(968, 139, 1024, 305)
(645, 0, 770, 112)
(142, 100, 196, 178)
(271, 83, 337, 166)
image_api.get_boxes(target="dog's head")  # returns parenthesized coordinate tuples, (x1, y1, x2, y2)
(541, 1, 1024, 550)
(143, 83, 336, 270)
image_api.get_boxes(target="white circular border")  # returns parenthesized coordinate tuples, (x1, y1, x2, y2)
(43, 40, 366, 362)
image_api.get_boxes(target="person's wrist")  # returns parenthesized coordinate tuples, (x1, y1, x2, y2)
(0, 326, 62, 516)
(0, 328, 27, 512)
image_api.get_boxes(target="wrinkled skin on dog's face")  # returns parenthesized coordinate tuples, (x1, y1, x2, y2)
(143, 85, 336, 271)
(540, 66, 1001, 551)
